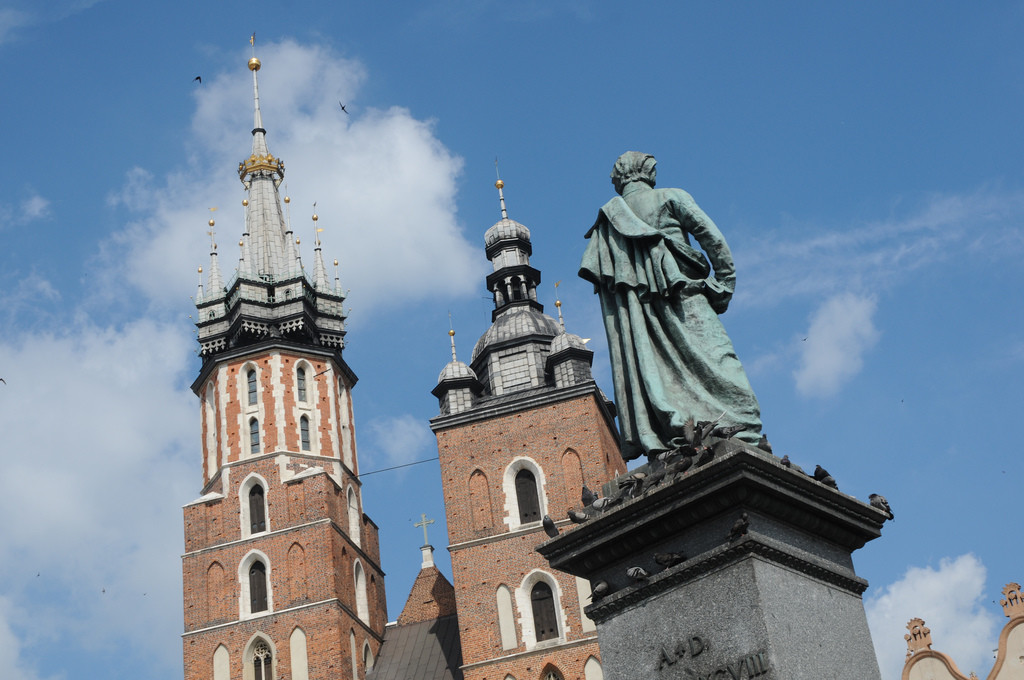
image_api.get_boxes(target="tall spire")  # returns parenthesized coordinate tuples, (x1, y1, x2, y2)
(205, 216, 225, 298)
(237, 54, 291, 282)
(495, 160, 508, 220)
(311, 210, 331, 290)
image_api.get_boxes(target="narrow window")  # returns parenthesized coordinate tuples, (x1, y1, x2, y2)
(249, 561, 268, 613)
(297, 367, 307, 402)
(247, 369, 258, 405)
(300, 416, 310, 451)
(515, 469, 541, 524)
(250, 418, 260, 454)
(249, 486, 266, 533)
(531, 581, 558, 642)
(252, 641, 272, 680)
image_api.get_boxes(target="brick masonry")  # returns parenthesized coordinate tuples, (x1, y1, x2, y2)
(434, 389, 625, 680)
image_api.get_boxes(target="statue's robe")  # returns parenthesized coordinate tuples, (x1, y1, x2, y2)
(579, 185, 761, 460)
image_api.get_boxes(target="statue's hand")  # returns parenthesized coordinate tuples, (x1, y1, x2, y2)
(703, 278, 733, 314)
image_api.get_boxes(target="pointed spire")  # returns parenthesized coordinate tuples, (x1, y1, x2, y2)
(554, 280, 565, 329)
(195, 266, 204, 303)
(333, 258, 342, 295)
(311, 209, 331, 290)
(448, 315, 458, 362)
(495, 159, 508, 219)
(206, 215, 225, 298)
(238, 53, 290, 282)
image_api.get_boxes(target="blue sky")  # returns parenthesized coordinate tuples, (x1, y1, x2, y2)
(0, 2, 1022, 679)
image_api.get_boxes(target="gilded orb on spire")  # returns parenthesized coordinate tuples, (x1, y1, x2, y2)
(495, 179, 504, 190)
(208, 218, 215, 227)
(248, 57, 261, 71)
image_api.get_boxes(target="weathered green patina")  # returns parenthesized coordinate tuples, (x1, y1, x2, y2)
(580, 152, 761, 461)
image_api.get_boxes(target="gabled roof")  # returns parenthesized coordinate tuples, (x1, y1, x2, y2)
(398, 565, 458, 625)
(367, 615, 463, 680)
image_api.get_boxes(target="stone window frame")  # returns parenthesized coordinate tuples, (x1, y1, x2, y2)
(502, 457, 548, 531)
(514, 569, 566, 649)
(347, 486, 361, 547)
(204, 382, 219, 478)
(238, 549, 275, 620)
(212, 644, 230, 680)
(240, 473, 271, 538)
(242, 633, 278, 680)
(353, 559, 369, 623)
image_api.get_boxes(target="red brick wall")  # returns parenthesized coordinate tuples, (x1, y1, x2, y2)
(435, 391, 623, 680)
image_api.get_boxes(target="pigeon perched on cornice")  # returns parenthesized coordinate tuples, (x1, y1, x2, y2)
(729, 512, 749, 540)
(581, 485, 597, 507)
(627, 566, 650, 581)
(654, 552, 686, 569)
(590, 580, 611, 601)
(542, 515, 559, 538)
(813, 465, 838, 489)
(568, 509, 590, 524)
(869, 494, 894, 521)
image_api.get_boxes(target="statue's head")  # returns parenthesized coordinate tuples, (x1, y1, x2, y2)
(611, 152, 657, 194)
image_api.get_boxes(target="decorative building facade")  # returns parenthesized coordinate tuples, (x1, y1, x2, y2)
(182, 56, 386, 680)
(428, 182, 626, 680)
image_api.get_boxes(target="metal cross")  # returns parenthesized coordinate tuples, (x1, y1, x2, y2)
(414, 513, 434, 546)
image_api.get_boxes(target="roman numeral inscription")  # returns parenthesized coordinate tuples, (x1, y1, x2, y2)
(656, 636, 769, 678)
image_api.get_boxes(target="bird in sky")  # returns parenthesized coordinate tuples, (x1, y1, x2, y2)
(193, 76, 202, 84)
(339, 101, 349, 114)
(0, 377, 5, 384)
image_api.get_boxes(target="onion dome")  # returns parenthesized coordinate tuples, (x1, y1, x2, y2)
(484, 218, 531, 249)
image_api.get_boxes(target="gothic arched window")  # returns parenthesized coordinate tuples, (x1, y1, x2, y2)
(300, 416, 311, 451)
(531, 581, 558, 642)
(252, 640, 272, 680)
(247, 369, 258, 405)
(297, 367, 307, 403)
(250, 418, 260, 454)
(249, 561, 268, 613)
(515, 469, 541, 524)
(249, 485, 266, 534)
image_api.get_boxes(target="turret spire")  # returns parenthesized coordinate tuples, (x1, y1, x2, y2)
(311, 209, 331, 290)
(495, 160, 508, 219)
(205, 215, 225, 298)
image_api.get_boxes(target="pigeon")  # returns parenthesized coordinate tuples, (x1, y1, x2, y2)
(813, 465, 838, 489)
(780, 455, 805, 474)
(193, 76, 202, 84)
(668, 454, 693, 475)
(729, 512, 749, 540)
(542, 515, 559, 538)
(590, 580, 610, 601)
(591, 495, 621, 511)
(869, 494, 894, 521)
(626, 566, 650, 581)
(654, 552, 686, 568)
(695, 446, 715, 467)
(712, 424, 746, 439)
(568, 509, 590, 524)
(581, 485, 597, 507)
(757, 434, 773, 454)
(339, 101, 349, 114)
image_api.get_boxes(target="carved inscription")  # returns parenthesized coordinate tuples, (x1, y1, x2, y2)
(656, 635, 770, 678)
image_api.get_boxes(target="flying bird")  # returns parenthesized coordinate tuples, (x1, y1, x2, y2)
(869, 494, 894, 521)
(193, 76, 202, 84)
(542, 515, 559, 538)
(339, 101, 349, 114)
(0, 377, 5, 384)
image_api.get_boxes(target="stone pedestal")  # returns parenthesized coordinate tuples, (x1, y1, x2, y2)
(537, 445, 888, 680)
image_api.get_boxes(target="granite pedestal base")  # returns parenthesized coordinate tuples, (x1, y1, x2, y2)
(537, 445, 888, 680)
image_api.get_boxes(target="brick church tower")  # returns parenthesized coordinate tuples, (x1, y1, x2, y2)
(430, 181, 625, 680)
(181, 55, 386, 680)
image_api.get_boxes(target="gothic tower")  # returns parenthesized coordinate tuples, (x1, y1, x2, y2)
(430, 181, 626, 680)
(182, 55, 386, 680)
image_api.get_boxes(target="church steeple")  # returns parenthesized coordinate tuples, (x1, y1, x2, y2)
(482, 179, 542, 321)
(194, 54, 347, 359)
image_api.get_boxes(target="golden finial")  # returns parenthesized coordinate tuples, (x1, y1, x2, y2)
(554, 280, 565, 328)
(284, 196, 290, 204)
(238, 239, 244, 247)
(242, 198, 249, 206)
(208, 218, 215, 227)
(495, 158, 508, 219)
(448, 312, 458, 361)
(295, 238, 301, 245)
(312, 214, 318, 221)
(249, 57, 261, 71)
(198, 266, 203, 273)
(448, 329, 455, 337)
(333, 259, 338, 266)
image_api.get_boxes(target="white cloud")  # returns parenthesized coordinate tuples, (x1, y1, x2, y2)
(866, 554, 1001, 680)
(0, 597, 50, 680)
(20, 194, 50, 220)
(793, 292, 880, 397)
(735, 188, 1024, 309)
(362, 413, 435, 471)
(0, 317, 195, 673)
(103, 40, 483, 319)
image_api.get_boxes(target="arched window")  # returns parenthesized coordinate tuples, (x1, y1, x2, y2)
(250, 418, 260, 454)
(247, 369, 258, 405)
(290, 628, 309, 680)
(584, 656, 603, 680)
(249, 485, 266, 534)
(542, 667, 565, 680)
(362, 643, 374, 672)
(213, 645, 230, 680)
(252, 640, 272, 680)
(300, 416, 311, 451)
(531, 581, 558, 642)
(349, 631, 358, 680)
(297, 367, 307, 403)
(250, 561, 268, 613)
(354, 561, 369, 623)
(516, 469, 541, 524)
(496, 585, 517, 650)
(347, 487, 361, 547)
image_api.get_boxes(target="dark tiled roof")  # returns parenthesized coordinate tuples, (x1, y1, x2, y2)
(366, 614, 463, 680)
